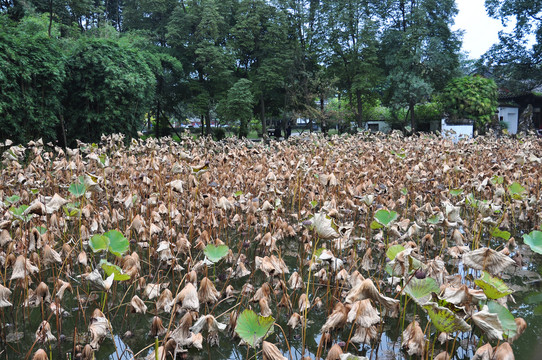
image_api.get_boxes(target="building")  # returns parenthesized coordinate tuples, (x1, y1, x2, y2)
(498, 87, 542, 135)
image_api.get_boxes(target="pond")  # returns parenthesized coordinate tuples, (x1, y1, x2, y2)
(1, 132, 542, 360)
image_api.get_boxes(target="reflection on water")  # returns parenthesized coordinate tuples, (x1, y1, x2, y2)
(109, 335, 134, 360)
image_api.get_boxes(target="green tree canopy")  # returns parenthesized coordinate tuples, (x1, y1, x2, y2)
(0, 14, 65, 144)
(217, 79, 254, 138)
(483, 0, 542, 93)
(62, 35, 155, 145)
(440, 76, 498, 129)
(381, 0, 461, 131)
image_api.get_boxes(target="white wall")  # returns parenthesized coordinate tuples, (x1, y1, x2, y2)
(365, 121, 391, 133)
(441, 119, 473, 143)
(498, 107, 519, 134)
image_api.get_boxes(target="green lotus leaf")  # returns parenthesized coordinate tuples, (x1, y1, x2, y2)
(374, 209, 398, 227)
(99, 259, 130, 281)
(10, 205, 32, 222)
(490, 228, 511, 241)
(386, 244, 405, 260)
(68, 183, 86, 198)
(36, 226, 47, 235)
(204, 244, 229, 263)
(104, 230, 130, 257)
(370, 220, 383, 230)
(423, 302, 471, 333)
(487, 300, 517, 339)
(450, 189, 464, 196)
(475, 271, 513, 299)
(508, 182, 525, 199)
(427, 214, 441, 225)
(5, 194, 20, 204)
(404, 277, 440, 305)
(234, 309, 274, 348)
(89, 234, 109, 253)
(523, 230, 542, 254)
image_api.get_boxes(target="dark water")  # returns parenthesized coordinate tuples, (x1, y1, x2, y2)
(1, 237, 541, 360)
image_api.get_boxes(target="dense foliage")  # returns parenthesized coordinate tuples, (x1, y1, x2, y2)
(441, 76, 499, 128)
(63, 36, 155, 144)
(482, 0, 542, 93)
(0, 15, 65, 144)
(0, 0, 537, 144)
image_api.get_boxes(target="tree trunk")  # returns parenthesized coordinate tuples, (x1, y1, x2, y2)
(205, 109, 211, 135)
(155, 100, 162, 137)
(155, 76, 163, 137)
(356, 89, 363, 128)
(260, 95, 266, 136)
(409, 100, 415, 132)
(320, 96, 327, 135)
(59, 114, 67, 149)
(48, 0, 53, 37)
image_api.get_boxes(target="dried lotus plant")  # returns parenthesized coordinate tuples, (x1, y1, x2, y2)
(1, 132, 540, 360)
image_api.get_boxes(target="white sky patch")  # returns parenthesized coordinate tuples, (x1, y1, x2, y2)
(453, 0, 507, 59)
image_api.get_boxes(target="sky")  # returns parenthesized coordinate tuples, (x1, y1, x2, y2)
(453, 0, 508, 59)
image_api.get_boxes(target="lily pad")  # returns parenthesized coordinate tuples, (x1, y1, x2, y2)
(423, 302, 471, 333)
(523, 230, 542, 254)
(234, 309, 274, 348)
(491, 175, 504, 185)
(427, 214, 441, 225)
(508, 182, 526, 199)
(490, 228, 511, 241)
(89, 230, 129, 257)
(450, 189, 463, 196)
(204, 244, 229, 263)
(386, 244, 405, 260)
(10, 205, 31, 222)
(474, 271, 513, 299)
(99, 259, 130, 281)
(36, 226, 48, 235)
(404, 277, 440, 305)
(105, 230, 130, 257)
(487, 300, 517, 339)
(5, 194, 20, 204)
(374, 209, 398, 227)
(68, 183, 86, 198)
(89, 234, 109, 253)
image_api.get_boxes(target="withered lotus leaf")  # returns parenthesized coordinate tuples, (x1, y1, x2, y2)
(89, 309, 111, 350)
(462, 247, 516, 275)
(35, 320, 56, 343)
(0, 284, 12, 307)
(130, 295, 147, 314)
(345, 278, 400, 317)
(401, 320, 425, 356)
(472, 305, 504, 341)
(262, 341, 287, 360)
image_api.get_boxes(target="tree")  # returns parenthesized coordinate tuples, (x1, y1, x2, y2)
(440, 76, 498, 130)
(231, 0, 291, 135)
(218, 79, 254, 138)
(322, 0, 383, 128)
(62, 35, 155, 145)
(168, 0, 234, 136)
(0, 14, 65, 144)
(483, 0, 542, 92)
(381, 0, 461, 132)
